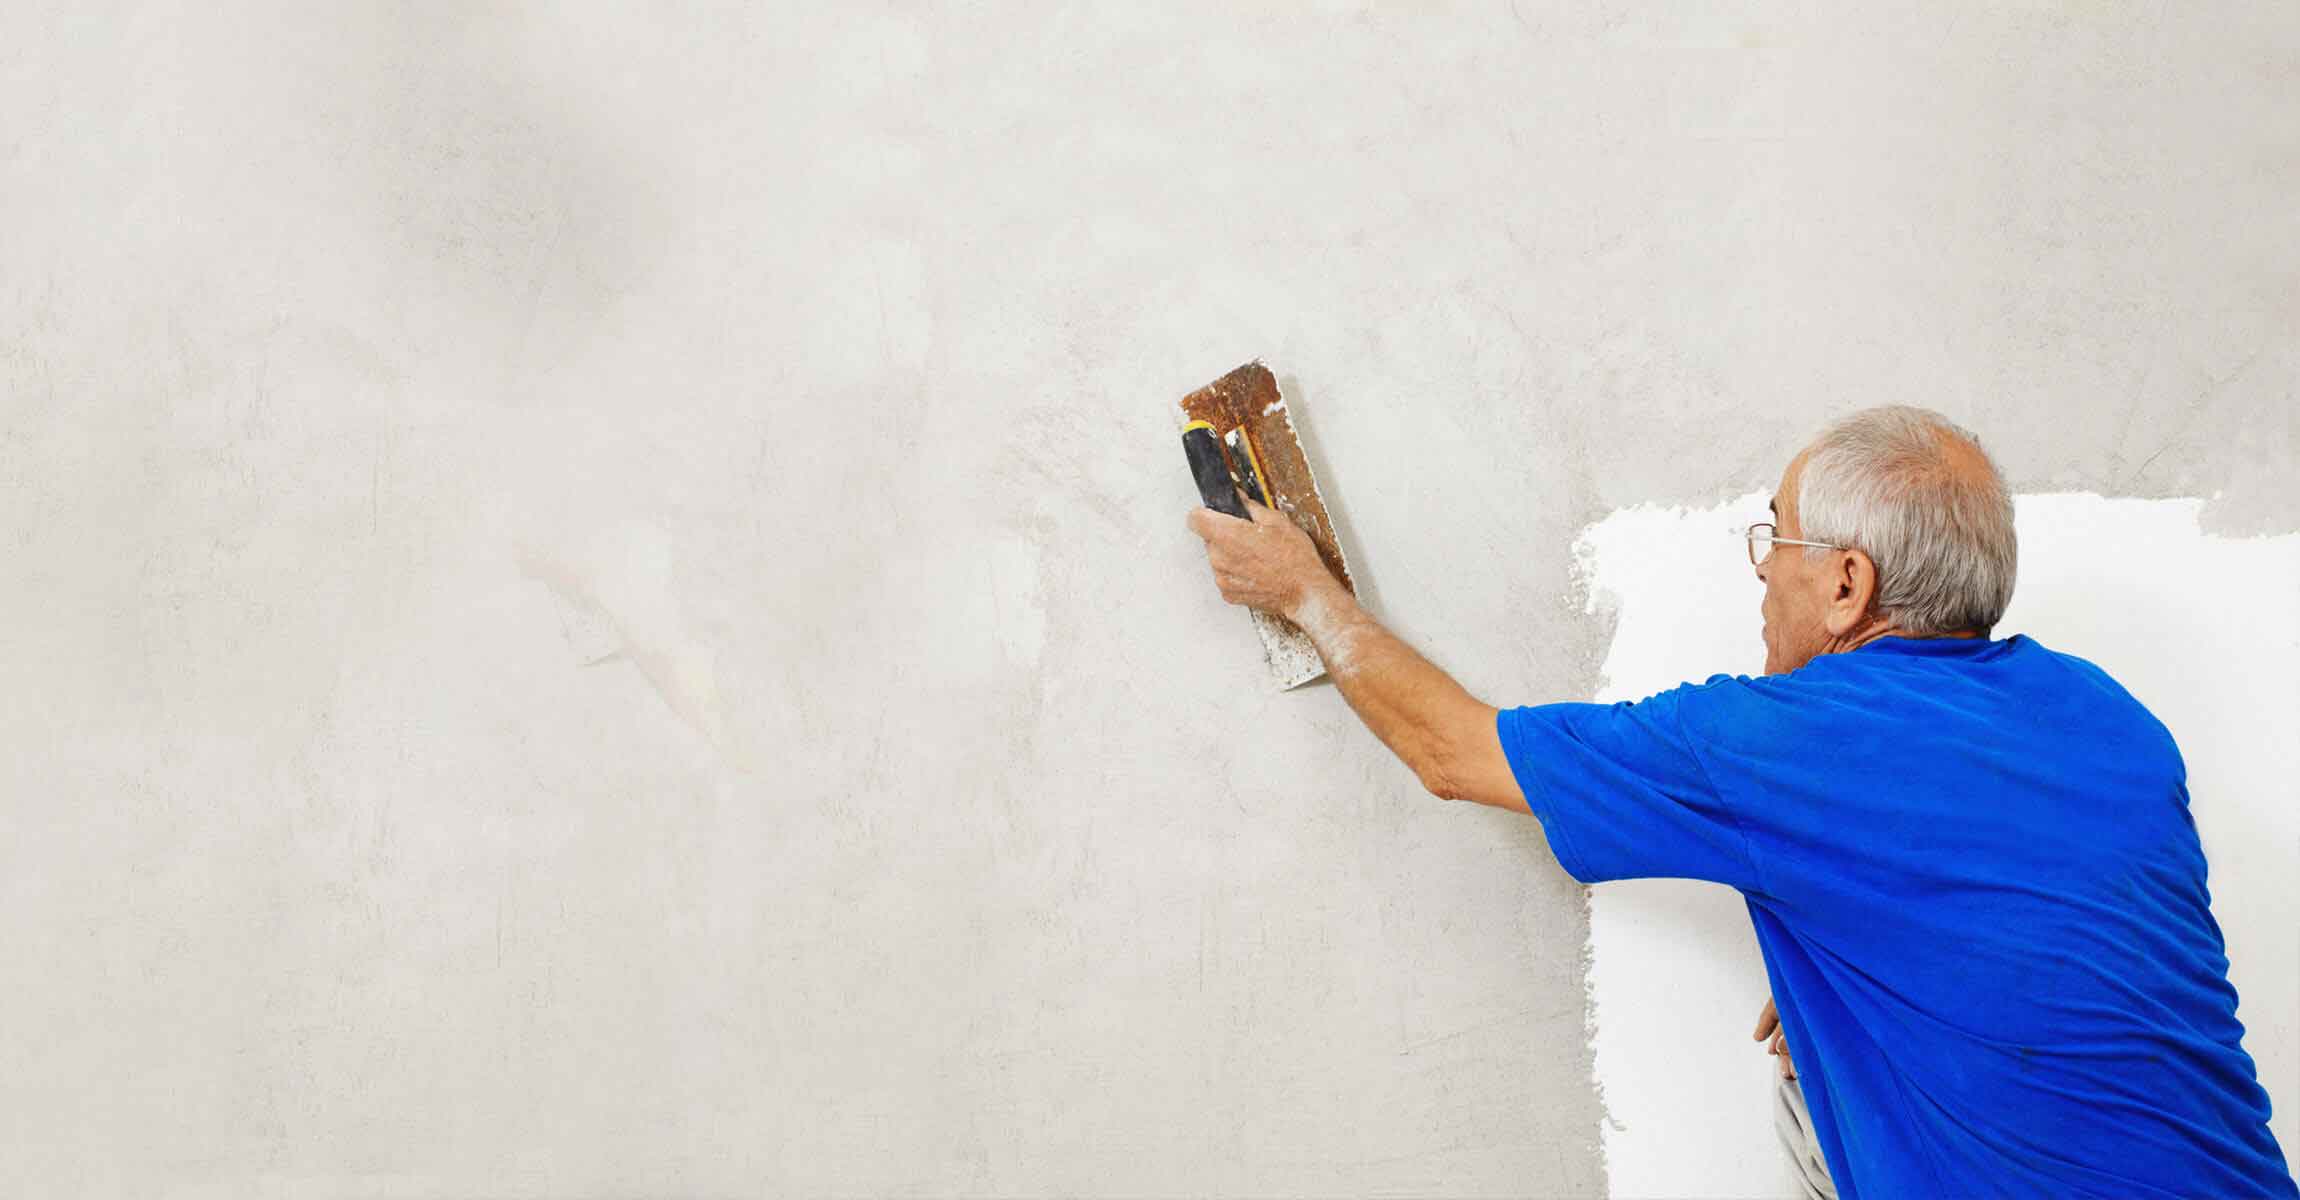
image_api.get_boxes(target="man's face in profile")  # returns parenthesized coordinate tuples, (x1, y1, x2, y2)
(1758, 449, 1830, 676)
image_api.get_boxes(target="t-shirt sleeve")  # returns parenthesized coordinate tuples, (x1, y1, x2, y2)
(1496, 678, 1760, 889)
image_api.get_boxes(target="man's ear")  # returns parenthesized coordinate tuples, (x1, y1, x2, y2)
(1824, 549, 1879, 637)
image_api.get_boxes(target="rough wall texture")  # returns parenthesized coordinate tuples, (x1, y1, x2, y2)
(0, 2, 2292, 1196)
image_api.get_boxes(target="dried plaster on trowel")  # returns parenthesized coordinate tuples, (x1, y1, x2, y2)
(1247, 417, 1330, 685)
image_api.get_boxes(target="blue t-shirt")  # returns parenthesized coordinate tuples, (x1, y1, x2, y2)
(1498, 634, 2294, 1197)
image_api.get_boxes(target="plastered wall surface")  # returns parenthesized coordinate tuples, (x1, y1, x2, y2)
(1580, 494, 2300, 1198)
(2, 3, 2295, 1196)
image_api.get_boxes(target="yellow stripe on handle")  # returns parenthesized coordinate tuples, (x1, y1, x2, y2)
(1226, 426, 1270, 507)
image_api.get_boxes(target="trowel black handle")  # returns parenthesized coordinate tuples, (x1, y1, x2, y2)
(1182, 422, 1248, 519)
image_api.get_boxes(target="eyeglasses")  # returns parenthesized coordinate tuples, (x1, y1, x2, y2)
(1737, 522, 1847, 567)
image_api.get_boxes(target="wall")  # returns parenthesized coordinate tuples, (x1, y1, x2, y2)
(1580, 494, 2299, 1198)
(1, 3, 2293, 1196)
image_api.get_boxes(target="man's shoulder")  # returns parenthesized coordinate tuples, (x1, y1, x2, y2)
(1998, 635, 2166, 718)
(2008, 634, 2124, 689)
(1631, 671, 1812, 745)
(2008, 636, 2185, 758)
(1642, 634, 2154, 714)
(1657, 636, 2127, 721)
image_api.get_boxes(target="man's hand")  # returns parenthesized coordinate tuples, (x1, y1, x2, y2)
(1182, 494, 1527, 813)
(1754, 996, 1796, 1080)
(1185, 495, 1335, 620)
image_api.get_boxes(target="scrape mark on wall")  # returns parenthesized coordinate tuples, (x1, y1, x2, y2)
(989, 534, 1046, 671)
(521, 520, 726, 754)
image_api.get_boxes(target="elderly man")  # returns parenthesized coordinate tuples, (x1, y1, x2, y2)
(1188, 407, 2294, 1197)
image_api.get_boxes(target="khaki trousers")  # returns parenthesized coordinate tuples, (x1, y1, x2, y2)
(1773, 1070, 1838, 1199)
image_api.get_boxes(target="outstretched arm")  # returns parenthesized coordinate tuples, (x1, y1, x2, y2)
(1186, 499, 1527, 813)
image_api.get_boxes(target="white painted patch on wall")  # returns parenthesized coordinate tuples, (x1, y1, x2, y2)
(1575, 493, 2299, 1199)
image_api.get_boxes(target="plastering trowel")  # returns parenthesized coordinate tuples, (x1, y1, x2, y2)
(1177, 362, 1356, 690)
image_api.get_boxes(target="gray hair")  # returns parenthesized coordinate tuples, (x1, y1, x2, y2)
(1797, 406, 2017, 635)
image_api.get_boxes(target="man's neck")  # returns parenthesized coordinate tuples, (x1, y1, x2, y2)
(1826, 619, 1982, 657)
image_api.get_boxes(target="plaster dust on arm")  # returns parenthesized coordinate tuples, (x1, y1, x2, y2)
(1287, 582, 1521, 812)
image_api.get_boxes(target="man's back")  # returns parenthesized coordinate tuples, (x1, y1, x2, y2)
(1499, 634, 2295, 1196)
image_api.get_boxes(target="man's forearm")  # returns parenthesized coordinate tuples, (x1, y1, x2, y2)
(1286, 580, 1498, 798)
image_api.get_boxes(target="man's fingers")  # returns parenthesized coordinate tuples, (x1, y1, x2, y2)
(1758, 996, 1795, 1080)
(1187, 500, 1256, 535)
(1243, 496, 1296, 533)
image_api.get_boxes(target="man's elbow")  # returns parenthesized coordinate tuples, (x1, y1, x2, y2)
(1413, 736, 1478, 804)
(1415, 759, 1465, 803)
(1413, 712, 1525, 812)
